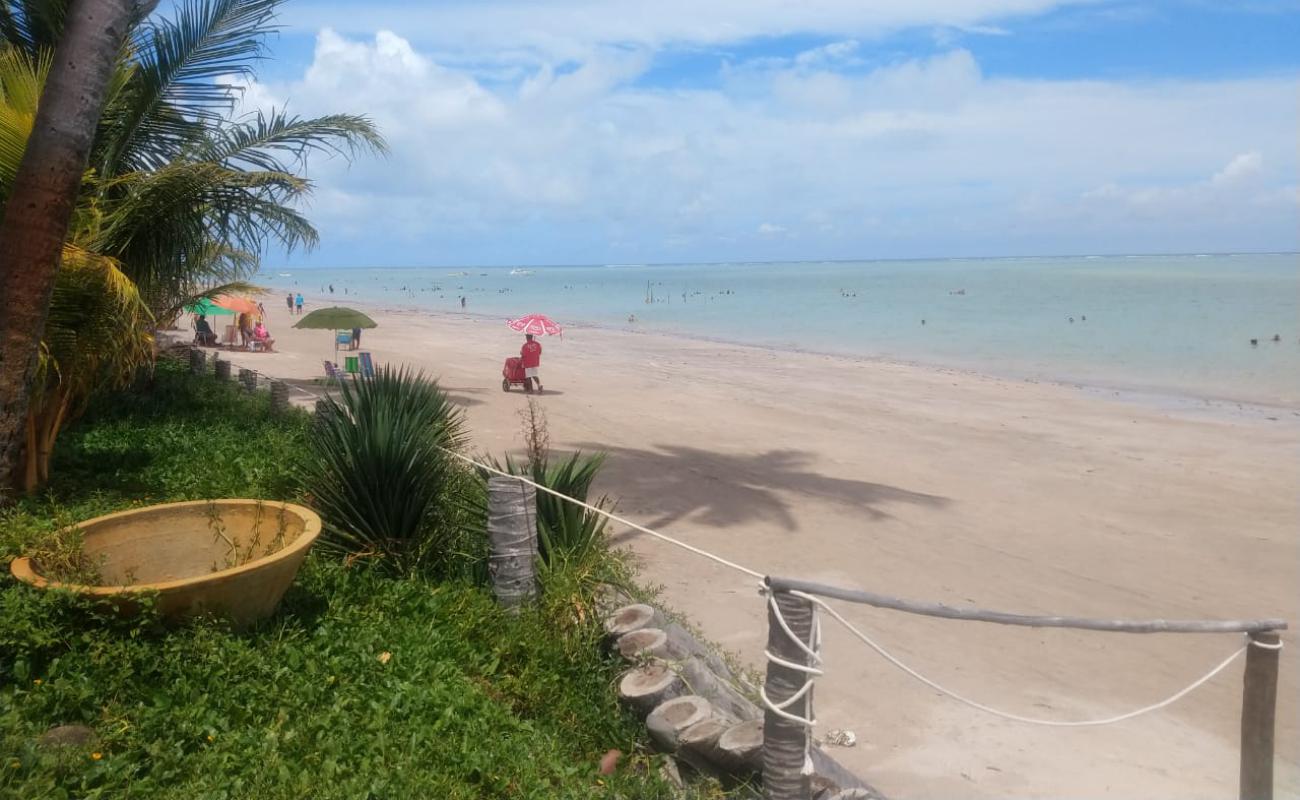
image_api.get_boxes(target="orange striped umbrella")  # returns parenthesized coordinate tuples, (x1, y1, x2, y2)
(212, 295, 261, 317)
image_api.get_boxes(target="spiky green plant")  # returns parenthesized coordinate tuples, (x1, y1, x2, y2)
(300, 367, 469, 571)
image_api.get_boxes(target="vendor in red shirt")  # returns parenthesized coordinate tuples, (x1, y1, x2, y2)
(520, 333, 543, 393)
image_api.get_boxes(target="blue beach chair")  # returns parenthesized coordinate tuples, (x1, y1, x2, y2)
(359, 351, 375, 378)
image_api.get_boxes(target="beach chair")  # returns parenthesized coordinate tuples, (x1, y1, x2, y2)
(221, 324, 239, 347)
(358, 351, 375, 378)
(322, 360, 344, 384)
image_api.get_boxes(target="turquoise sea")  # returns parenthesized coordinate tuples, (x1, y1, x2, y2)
(263, 254, 1300, 406)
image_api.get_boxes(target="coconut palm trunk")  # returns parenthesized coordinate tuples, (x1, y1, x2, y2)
(0, 0, 139, 501)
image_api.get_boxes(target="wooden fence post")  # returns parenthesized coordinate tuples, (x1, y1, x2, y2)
(238, 368, 257, 392)
(270, 381, 289, 413)
(1240, 631, 1281, 800)
(763, 588, 815, 800)
(486, 476, 538, 611)
(214, 358, 231, 381)
(189, 348, 206, 375)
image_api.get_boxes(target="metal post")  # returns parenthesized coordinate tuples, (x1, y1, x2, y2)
(486, 476, 538, 611)
(1241, 631, 1281, 800)
(763, 587, 815, 800)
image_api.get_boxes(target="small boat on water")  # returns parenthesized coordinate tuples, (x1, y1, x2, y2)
(509, 268, 534, 276)
(277, 272, 292, 277)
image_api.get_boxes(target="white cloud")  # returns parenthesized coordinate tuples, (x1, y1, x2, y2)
(252, 30, 1299, 264)
(1211, 151, 1264, 186)
(282, 0, 1099, 64)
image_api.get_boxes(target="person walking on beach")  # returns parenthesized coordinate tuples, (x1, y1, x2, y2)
(460, 296, 466, 309)
(294, 292, 304, 315)
(521, 333, 542, 394)
(285, 292, 293, 313)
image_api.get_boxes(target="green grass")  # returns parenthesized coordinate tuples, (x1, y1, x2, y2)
(0, 357, 704, 799)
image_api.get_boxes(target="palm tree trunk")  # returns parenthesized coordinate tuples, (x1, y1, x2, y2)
(0, 0, 140, 502)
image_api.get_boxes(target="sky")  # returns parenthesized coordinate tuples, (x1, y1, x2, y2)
(225, 0, 1300, 267)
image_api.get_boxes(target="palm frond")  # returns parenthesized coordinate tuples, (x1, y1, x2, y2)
(0, 0, 66, 58)
(0, 45, 49, 201)
(34, 243, 155, 409)
(98, 0, 282, 174)
(199, 109, 387, 172)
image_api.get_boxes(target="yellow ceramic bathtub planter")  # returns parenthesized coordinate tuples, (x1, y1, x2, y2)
(10, 500, 321, 627)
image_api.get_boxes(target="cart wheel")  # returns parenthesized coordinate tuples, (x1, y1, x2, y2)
(502, 378, 510, 392)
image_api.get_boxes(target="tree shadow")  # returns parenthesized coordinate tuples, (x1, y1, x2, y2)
(571, 442, 951, 533)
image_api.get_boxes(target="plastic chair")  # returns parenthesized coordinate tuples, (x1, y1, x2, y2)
(358, 351, 375, 378)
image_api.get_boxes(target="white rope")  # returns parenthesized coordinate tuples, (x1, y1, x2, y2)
(795, 590, 1254, 728)
(1249, 637, 1284, 651)
(443, 449, 765, 579)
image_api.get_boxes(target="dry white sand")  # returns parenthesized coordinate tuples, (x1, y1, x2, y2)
(191, 304, 1298, 799)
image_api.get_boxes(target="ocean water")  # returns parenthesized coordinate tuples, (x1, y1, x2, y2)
(263, 254, 1300, 406)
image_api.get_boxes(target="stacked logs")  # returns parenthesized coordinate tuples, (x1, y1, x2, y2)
(603, 597, 888, 800)
(606, 602, 765, 781)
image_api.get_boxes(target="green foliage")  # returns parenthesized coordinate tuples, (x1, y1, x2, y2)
(0, 356, 308, 561)
(489, 451, 614, 577)
(0, 357, 718, 799)
(300, 367, 472, 573)
(0, 563, 693, 799)
(1, 0, 388, 320)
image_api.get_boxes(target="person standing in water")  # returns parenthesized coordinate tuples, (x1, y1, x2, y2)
(520, 333, 542, 394)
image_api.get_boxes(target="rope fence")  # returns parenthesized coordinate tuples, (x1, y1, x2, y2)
(187, 344, 1288, 800)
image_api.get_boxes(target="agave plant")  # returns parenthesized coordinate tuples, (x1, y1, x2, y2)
(301, 367, 470, 570)
(488, 451, 612, 574)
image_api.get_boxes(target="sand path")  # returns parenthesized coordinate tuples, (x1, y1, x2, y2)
(192, 305, 1298, 799)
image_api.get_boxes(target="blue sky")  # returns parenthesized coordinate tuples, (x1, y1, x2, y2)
(223, 0, 1300, 267)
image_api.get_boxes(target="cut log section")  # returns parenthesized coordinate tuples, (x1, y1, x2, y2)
(716, 719, 764, 773)
(646, 695, 713, 752)
(604, 603, 660, 638)
(660, 618, 739, 682)
(617, 628, 671, 661)
(618, 661, 683, 713)
(675, 656, 761, 722)
(676, 717, 728, 774)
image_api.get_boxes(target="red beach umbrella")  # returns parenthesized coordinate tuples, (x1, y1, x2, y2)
(507, 313, 563, 336)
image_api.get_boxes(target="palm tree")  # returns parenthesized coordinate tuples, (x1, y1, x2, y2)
(0, 0, 386, 494)
(0, 0, 140, 502)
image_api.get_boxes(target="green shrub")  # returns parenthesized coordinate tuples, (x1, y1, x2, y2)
(300, 367, 469, 572)
(0, 561, 694, 800)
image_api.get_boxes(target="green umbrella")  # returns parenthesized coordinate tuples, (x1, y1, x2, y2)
(293, 306, 378, 362)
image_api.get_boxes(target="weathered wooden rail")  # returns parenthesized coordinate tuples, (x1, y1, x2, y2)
(764, 574, 1287, 800)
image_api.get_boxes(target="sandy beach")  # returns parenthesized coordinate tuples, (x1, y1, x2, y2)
(188, 304, 1298, 799)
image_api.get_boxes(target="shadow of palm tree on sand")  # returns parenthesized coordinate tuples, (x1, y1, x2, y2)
(572, 442, 950, 534)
